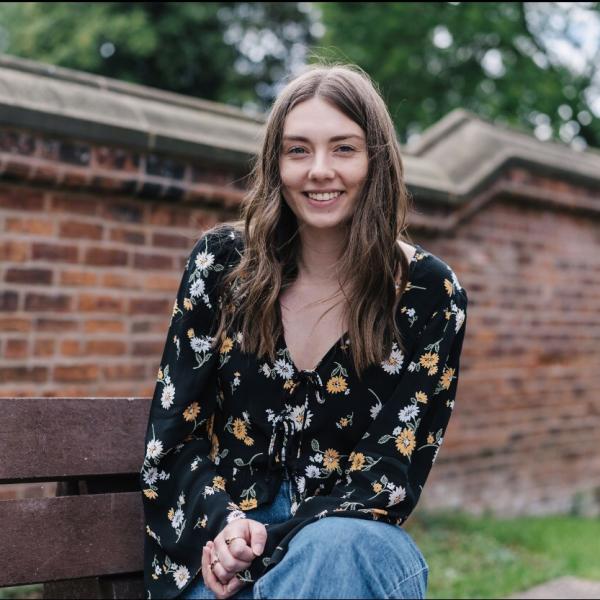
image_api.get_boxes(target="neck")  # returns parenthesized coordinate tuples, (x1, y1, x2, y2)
(296, 225, 347, 283)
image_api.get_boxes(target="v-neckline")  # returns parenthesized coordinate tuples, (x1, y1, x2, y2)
(279, 244, 424, 375)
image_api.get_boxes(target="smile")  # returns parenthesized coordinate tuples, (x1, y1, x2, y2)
(303, 191, 344, 202)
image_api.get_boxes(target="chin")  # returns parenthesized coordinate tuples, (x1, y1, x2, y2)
(299, 215, 350, 230)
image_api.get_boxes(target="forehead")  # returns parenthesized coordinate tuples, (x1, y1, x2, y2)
(282, 97, 364, 139)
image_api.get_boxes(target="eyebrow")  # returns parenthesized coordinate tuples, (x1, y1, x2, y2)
(282, 134, 364, 142)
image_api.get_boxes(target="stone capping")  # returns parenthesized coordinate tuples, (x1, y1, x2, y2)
(0, 54, 264, 165)
(0, 54, 599, 205)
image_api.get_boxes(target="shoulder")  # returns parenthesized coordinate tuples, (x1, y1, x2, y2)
(187, 223, 245, 273)
(410, 244, 468, 312)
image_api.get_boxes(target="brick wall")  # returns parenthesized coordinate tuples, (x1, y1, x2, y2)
(3, 166, 599, 515)
(417, 167, 600, 517)
(0, 182, 231, 399)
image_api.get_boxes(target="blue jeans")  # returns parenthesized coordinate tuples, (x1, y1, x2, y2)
(180, 477, 428, 599)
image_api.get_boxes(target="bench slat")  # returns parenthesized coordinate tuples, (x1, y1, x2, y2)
(0, 491, 144, 586)
(0, 397, 150, 482)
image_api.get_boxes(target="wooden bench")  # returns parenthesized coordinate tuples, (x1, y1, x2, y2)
(0, 397, 150, 599)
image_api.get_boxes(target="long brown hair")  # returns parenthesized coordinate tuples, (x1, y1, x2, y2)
(212, 62, 413, 379)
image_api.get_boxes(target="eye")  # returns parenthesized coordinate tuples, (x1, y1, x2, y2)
(287, 147, 306, 154)
(337, 145, 355, 153)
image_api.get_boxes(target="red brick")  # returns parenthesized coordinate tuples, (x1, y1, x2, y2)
(59, 339, 82, 356)
(84, 340, 127, 355)
(50, 193, 98, 216)
(32, 242, 78, 263)
(60, 270, 98, 286)
(147, 206, 172, 226)
(4, 339, 28, 359)
(59, 220, 103, 240)
(0, 240, 29, 262)
(84, 319, 125, 334)
(0, 187, 45, 210)
(133, 252, 173, 270)
(25, 293, 71, 312)
(93, 146, 139, 172)
(132, 320, 169, 335)
(5, 267, 53, 285)
(84, 246, 128, 267)
(143, 274, 180, 292)
(0, 317, 30, 332)
(100, 201, 144, 224)
(78, 294, 126, 313)
(101, 363, 147, 381)
(0, 366, 48, 383)
(102, 272, 142, 289)
(110, 227, 146, 245)
(36, 318, 78, 332)
(5, 217, 54, 235)
(54, 364, 99, 383)
(129, 297, 171, 315)
(33, 338, 55, 357)
(152, 232, 193, 249)
(0, 291, 19, 311)
(63, 171, 89, 187)
(132, 340, 164, 356)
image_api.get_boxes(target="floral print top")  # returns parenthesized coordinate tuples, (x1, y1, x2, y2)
(141, 224, 468, 599)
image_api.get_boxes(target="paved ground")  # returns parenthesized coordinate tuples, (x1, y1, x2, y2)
(507, 576, 600, 599)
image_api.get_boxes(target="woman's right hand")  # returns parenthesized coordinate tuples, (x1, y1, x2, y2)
(206, 518, 267, 586)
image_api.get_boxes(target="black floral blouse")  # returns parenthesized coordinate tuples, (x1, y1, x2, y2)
(141, 224, 468, 599)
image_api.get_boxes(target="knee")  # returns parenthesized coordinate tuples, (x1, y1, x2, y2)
(290, 516, 428, 574)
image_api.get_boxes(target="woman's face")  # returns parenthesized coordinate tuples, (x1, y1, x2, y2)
(279, 96, 369, 232)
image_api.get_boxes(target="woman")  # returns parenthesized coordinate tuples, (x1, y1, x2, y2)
(141, 63, 468, 600)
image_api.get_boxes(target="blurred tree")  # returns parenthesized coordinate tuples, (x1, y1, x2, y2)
(314, 1, 600, 148)
(1, 2, 598, 149)
(0, 2, 317, 113)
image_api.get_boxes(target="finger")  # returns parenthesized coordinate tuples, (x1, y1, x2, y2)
(218, 536, 256, 565)
(202, 544, 227, 595)
(223, 575, 245, 599)
(248, 521, 268, 556)
(208, 541, 239, 585)
(232, 540, 256, 562)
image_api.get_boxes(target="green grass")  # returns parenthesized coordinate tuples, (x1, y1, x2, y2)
(2, 514, 599, 599)
(0, 585, 41, 600)
(405, 511, 600, 599)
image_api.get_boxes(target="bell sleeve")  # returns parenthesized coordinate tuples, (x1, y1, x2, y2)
(140, 227, 247, 599)
(240, 283, 468, 584)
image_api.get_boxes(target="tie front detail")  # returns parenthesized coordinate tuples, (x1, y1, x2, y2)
(266, 369, 325, 482)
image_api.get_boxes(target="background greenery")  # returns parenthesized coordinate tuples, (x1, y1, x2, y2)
(0, 2, 598, 147)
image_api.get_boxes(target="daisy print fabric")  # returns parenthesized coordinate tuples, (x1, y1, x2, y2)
(141, 225, 468, 599)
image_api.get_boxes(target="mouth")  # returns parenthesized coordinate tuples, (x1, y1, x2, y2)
(302, 191, 345, 203)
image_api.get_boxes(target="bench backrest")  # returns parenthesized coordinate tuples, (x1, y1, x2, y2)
(0, 397, 150, 598)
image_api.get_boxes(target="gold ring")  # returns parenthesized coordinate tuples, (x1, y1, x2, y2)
(225, 536, 245, 546)
(210, 552, 220, 571)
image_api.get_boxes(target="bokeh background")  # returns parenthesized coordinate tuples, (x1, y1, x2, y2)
(1, 2, 599, 599)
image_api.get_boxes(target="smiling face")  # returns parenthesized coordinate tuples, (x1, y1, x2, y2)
(279, 96, 369, 232)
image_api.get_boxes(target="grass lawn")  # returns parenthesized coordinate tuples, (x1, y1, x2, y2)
(2, 513, 599, 599)
(405, 511, 600, 599)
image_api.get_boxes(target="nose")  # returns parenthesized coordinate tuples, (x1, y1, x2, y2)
(308, 150, 335, 180)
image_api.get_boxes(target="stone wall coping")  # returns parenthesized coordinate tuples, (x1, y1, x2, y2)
(1, 54, 599, 201)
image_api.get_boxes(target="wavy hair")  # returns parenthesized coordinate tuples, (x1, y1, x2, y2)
(211, 62, 414, 379)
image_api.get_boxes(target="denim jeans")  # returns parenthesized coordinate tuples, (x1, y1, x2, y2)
(180, 475, 429, 599)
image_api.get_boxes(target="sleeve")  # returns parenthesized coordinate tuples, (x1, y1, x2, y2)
(140, 227, 247, 600)
(240, 283, 468, 584)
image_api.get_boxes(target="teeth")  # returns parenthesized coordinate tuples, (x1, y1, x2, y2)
(307, 192, 342, 201)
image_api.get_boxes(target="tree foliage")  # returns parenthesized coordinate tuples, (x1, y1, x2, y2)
(0, 2, 317, 111)
(314, 2, 600, 148)
(0, 2, 598, 149)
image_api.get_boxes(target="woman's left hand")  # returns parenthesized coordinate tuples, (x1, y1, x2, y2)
(201, 541, 247, 599)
